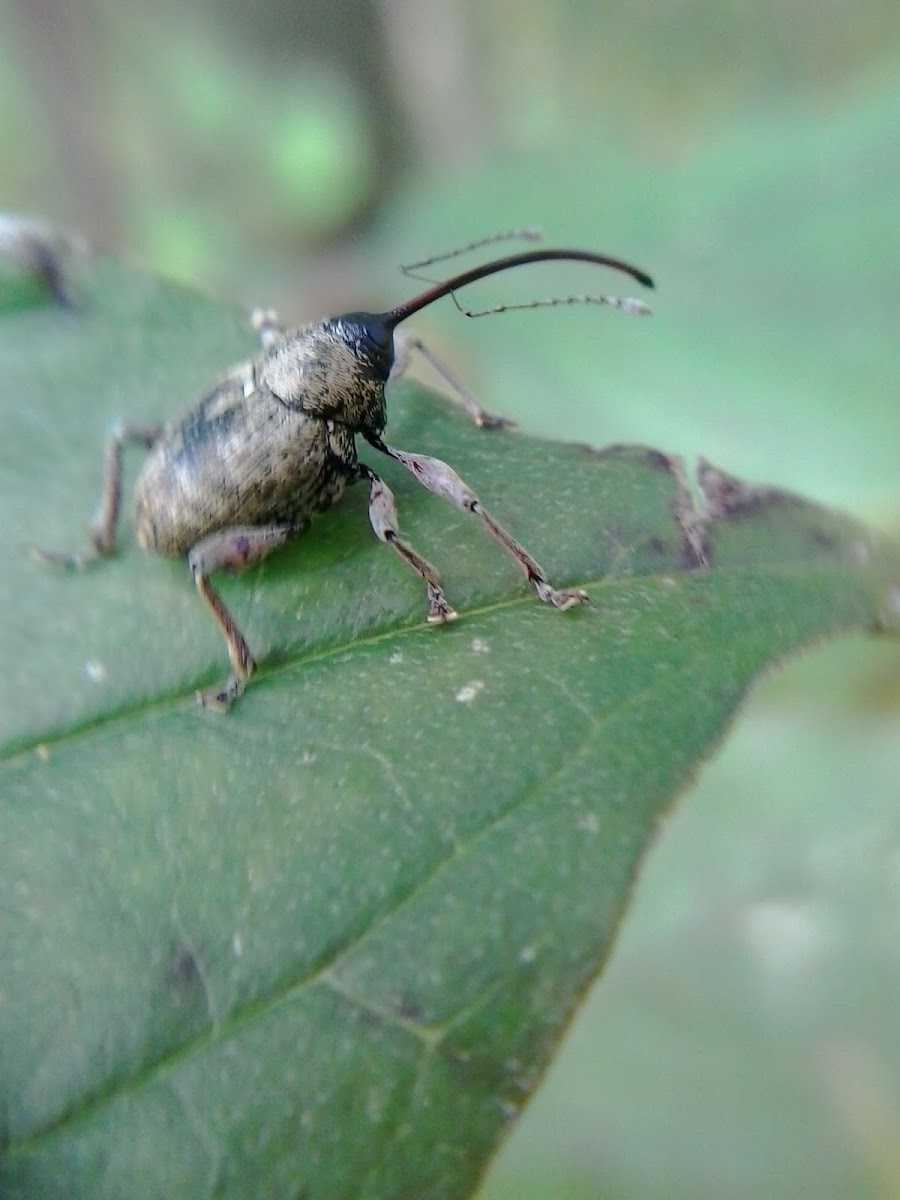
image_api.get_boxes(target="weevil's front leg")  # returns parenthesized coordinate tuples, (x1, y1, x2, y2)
(367, 435, 587, 611)
(30, 421, 163, 567)
(357, 464, 456, 623)
(188, 521, 307, 710)
(390, 326, 514, 430)
(250, 307, 286, 349)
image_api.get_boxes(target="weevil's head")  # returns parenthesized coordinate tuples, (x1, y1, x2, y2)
(329, 311, 396, 384)
(259, 310, 396, 432)
(260, 248, 653, 435)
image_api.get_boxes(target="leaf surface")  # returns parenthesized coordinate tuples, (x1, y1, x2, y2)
(1, 260, 898, 1199)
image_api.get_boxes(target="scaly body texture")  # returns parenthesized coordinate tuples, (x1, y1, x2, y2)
(134, 330, 371, 555)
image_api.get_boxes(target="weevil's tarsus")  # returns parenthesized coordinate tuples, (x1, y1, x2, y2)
(366, 434, 587, 612)
(391, 326, 515, 430)
(27, 542, 103, 571)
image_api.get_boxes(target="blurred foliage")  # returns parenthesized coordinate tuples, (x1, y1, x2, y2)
(0, 2, 378, 287)
(1, 0, 899, 1196)
(2, 0, 900, 288)
(374, 76, 900, 518)
(470, 0, 900, 149)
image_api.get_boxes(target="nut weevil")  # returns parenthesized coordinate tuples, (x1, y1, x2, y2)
(33, 241, 654, 708)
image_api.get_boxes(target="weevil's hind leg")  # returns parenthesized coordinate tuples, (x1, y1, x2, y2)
(357, 465, 456, 623)
(188, 521, 307, 710)
(390, 326, 515, 431)
(29, 421, 163, 567)
(367, 435, 587, 611)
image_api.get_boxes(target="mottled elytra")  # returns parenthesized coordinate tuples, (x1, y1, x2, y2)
(31, 237, 654, 708)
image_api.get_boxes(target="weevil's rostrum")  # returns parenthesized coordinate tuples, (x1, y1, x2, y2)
(32, 234, 654, 708)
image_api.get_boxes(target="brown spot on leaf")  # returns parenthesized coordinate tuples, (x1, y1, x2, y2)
(168, 944, 202, 992)
(697, 458, 797, 521)
(644, 448, 674, 472)
(809, 528, 838, 551)
(668, 454, 709, 570)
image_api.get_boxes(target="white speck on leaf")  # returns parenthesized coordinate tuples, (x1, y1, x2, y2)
(519, 944, 537, 964)
(231, 932, 243, 957)
(390, 650, 404, 665)
(455, 680, 485, 704)
(577, 811, 600, 835)
(470, 637, 490, 654)
(366, 1088, 385, 1125)
(84, 659, 106, 683)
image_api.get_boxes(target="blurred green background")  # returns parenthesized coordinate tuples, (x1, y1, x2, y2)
(2, 0, 899, 1195)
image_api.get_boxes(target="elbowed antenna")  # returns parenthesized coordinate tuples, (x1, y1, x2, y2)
(382, 248, 655, 329)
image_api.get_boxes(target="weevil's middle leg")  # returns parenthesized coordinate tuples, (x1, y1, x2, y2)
(390, 326, 515, 430)
(188, 522, 306, 710)
(357, 464, 456, 623)
(366, 435, 587, 612)
(29, 421, 163, 567)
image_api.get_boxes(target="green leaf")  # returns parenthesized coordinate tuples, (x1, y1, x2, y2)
(1, 258, 898, 1200)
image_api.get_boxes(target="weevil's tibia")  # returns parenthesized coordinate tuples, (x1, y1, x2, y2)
(188, 522, 306, 709)
(92, 422, 165, 554)
(28, 421, 163, 567)
(366, 436, 587, 612)
(359, 465, 457, 623)
(390, 326, 514, 430)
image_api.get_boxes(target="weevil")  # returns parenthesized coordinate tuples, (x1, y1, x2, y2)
(32, 239, 654, 708)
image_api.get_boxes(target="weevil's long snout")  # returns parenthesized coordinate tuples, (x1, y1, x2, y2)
(324, 245, 654, 389)
(381, 247, 655, 328)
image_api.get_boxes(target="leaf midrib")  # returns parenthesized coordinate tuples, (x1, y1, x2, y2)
(0, 556, 856, 766)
